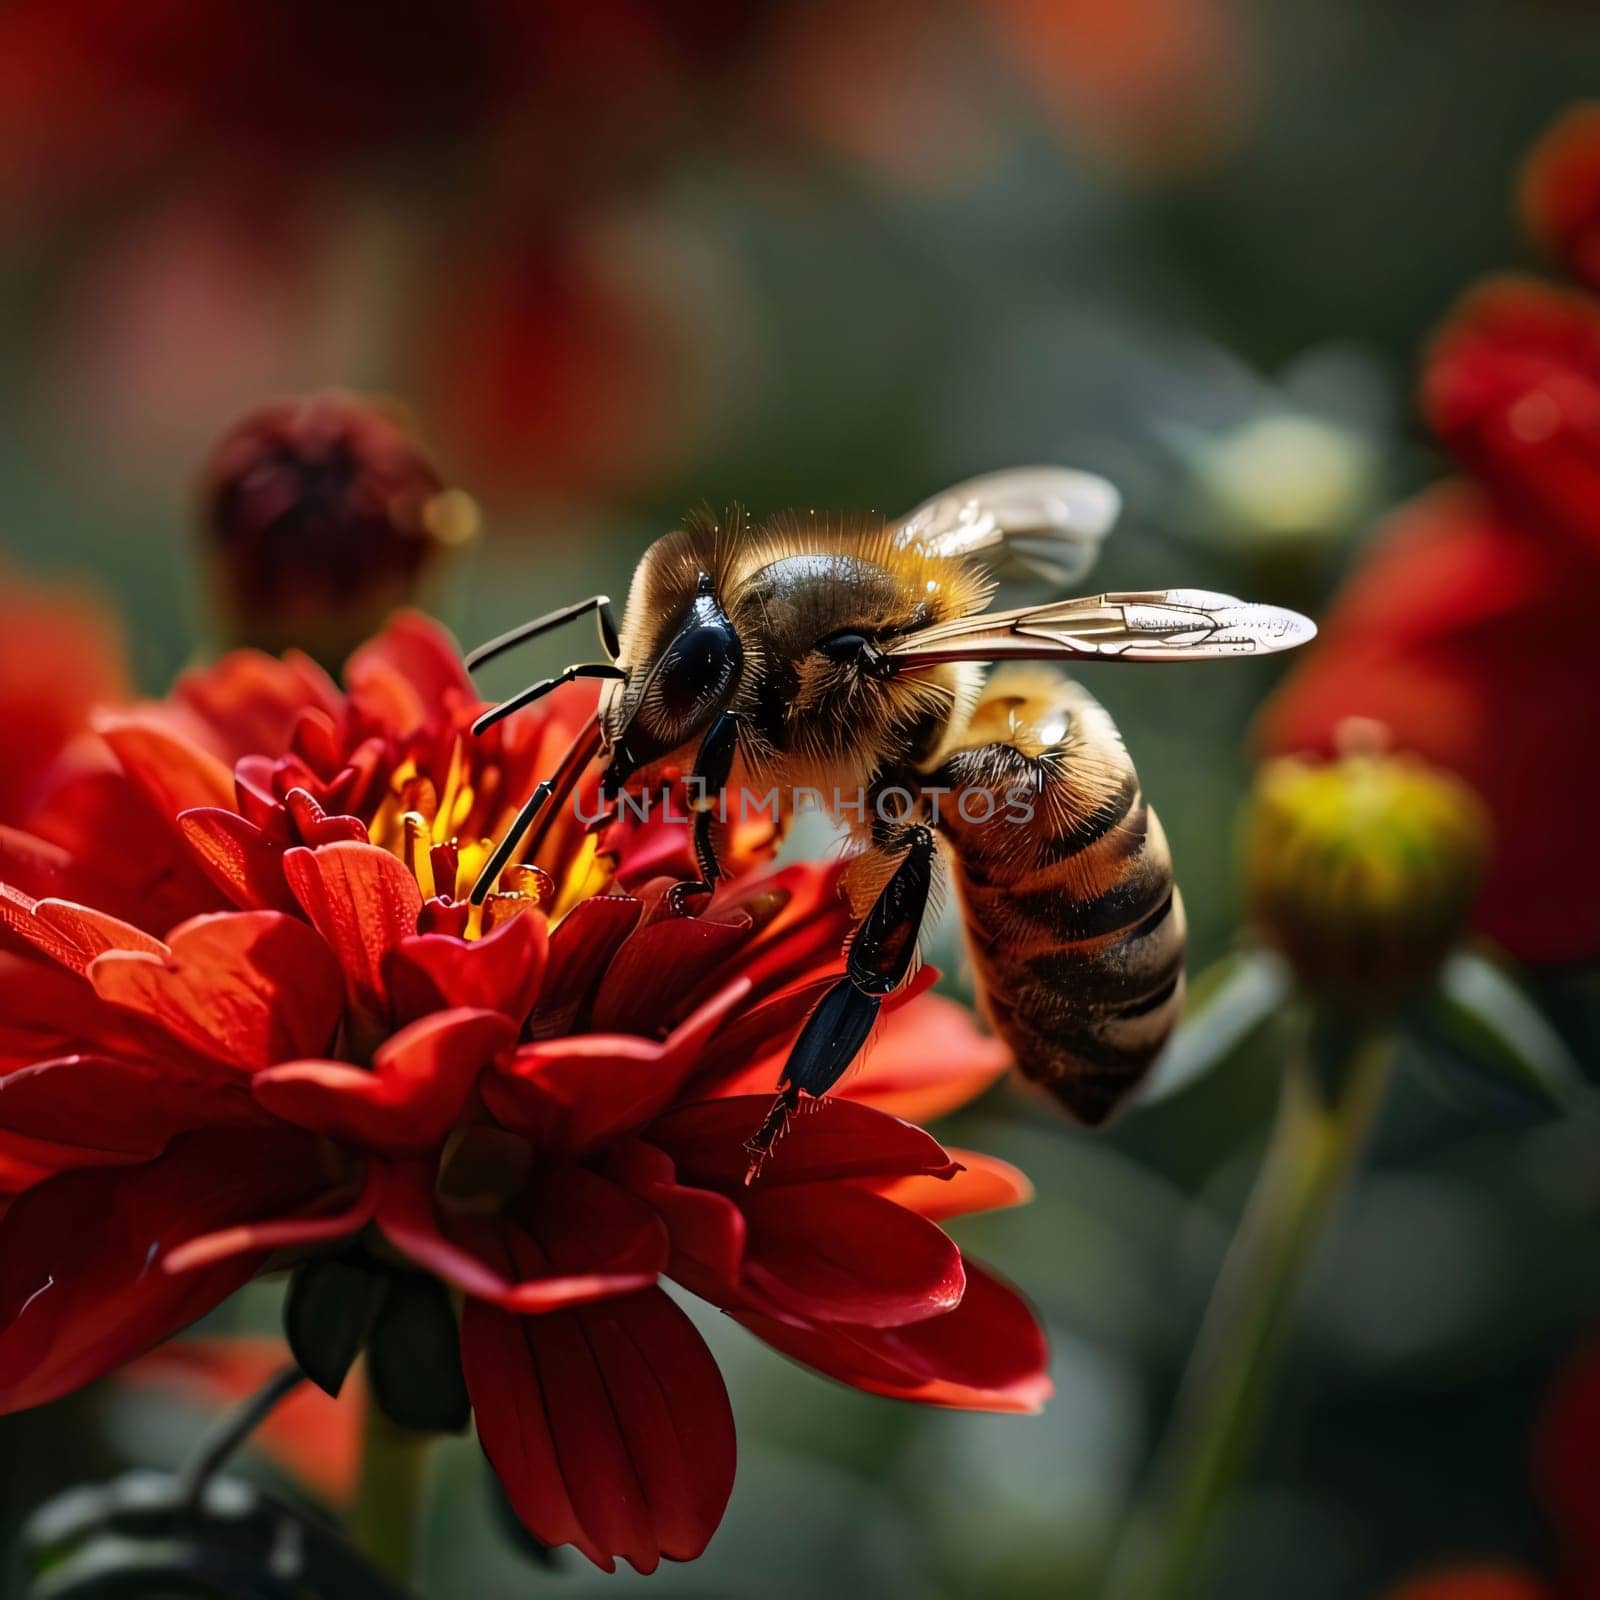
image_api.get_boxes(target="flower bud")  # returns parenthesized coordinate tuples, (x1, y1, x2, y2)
(198, 393, 478, 663)
(1244, 729, 1489, 1010)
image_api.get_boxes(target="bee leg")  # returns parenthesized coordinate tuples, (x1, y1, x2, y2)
(469, 782, 554, 905)
(686, 711, 741, 889)
(466, 595, 621, 671)
(745, 828, 935, 1179)
(472, 662, 625, 735)
(469, 720, 605, 903)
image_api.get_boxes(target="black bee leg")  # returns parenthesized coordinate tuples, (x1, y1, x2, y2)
(472, 662, 625, 735)
(466, 595, 620, 671)
(745, 827, 935, 1179)
(469, 721, 605, 904)
(469, 783, 553, 905)
(686, 711, 741, 890)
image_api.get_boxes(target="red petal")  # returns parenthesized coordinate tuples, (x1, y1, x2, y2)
(738, 1259, 1051, 1414)
(0, 1141, 60, 1191)
(390, 911, 548, 1025)
(34, 899, 167, 962)
(96, 711, 236, 816)
(179, 808, 296, 912)
(485, 979, 750, 1153)
(173, 649, 341, 765)
(26, 767, 226, 934)
(712, 860, 852, 1003)
(0, 827, 71, 900)
(868, 1149, 1033, 1222)
(607, 1141, 746, 1300)
(738, 1183, 964, 1328)
(525, 895, 642, 1038)
(588, 909, 753, 1035)
(90, 910, 344, 1070)
(283, 788, 369, 847)
(462, 1285, 735, 1573)
(707, 981, 1004, 1118)
(162, 1162, 381, 1272)
(253, 1008, 514, 1151)
(645, 1095, 959, 1192)
(515, 1165, 670, 1279)
(282, 841, 423, 1024)
(0, 1054, 257, 1163)
(376, 1163, 660, 1312)
(0, 1125, 331, 1413)
(343, 611, 473, 737)
(0, 953, 186, 1075)
(839, 992, 1011, 1120)
(0, 883, 85, 970)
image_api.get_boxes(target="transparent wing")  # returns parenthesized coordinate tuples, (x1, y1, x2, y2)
(894, 466, 1121, 585)
(880, 588, 1317, 666)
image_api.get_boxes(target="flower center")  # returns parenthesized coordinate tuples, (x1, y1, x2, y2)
(435, 1124, 534, 1216)
(366, 737, 609, 935)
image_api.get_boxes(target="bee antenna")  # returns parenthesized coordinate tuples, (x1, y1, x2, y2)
(466, 594, 619, 671)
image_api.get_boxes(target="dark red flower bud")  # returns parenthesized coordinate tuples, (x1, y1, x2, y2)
(1421, 277, 1600, 557)
(1521, 104, 1600, 291)
(199, 393, 477, 663)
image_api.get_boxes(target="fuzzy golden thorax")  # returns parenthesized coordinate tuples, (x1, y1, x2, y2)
(605, 508, 990, 801)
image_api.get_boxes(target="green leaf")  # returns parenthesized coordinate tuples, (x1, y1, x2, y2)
(1137, 948, 1290, 1108)
(285, 1256, 388, 1399)
(1406, 950, 1587, 1120)
(366, 1272, 471, 1433)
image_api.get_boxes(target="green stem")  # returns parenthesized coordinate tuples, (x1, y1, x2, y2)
(349, 1388, 432, 1588)
(1106, 1020, 1395, 1600)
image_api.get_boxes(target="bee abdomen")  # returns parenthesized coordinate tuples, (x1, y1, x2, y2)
(933, 671, 1187, 1125)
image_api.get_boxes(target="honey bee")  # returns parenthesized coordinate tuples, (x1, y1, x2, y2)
(466, 469, 1314, 1153)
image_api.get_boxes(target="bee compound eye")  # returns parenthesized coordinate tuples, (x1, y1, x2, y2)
(658, 619, 742, 719)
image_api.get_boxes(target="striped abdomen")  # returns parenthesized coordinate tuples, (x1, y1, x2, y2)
(931, 668, 1186, 1125)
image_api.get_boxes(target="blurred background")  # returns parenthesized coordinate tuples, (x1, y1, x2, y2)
(3, 1, 1600, 1596)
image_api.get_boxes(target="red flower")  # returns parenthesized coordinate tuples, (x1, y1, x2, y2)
(0, 569, 129, 829)
(1423, 277, 1600, 558)
(1255, 481, 1600, 967)
(1522, 104, 1600, 293)
(1379, 1338, 1600, 1600)
(1260, 112, 1600, 969)
(0, 611, 1047, 1572)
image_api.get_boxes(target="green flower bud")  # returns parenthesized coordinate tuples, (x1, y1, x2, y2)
(1244, 732, 1489, 1010)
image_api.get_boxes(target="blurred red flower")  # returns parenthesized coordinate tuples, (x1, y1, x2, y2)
(1259, 115, 1600, 968)
(0, 570, 129, 830)
(123, 1337, 363, 1507)
(1424, 278, 1600, 560)
(1, 2, 765, 504)
(1522, 104, 1600, 293)
(1380, 1338, 1600, 1600)
(0, 611, 1047, 1572)
(1384, 1571, 1554, 1600)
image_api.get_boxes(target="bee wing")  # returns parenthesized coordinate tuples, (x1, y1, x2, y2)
(880, 588, 1316, 666)
(893, 467, 1121, 585)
